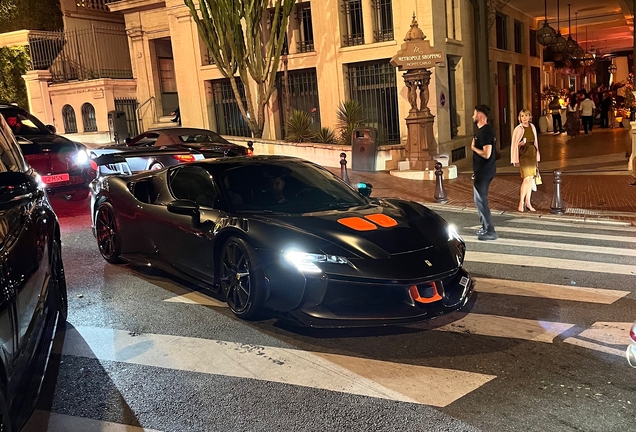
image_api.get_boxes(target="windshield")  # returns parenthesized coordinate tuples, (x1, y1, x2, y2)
(1, 108, 50, 136)
(176, 133, 229, 145)
(217, 160, 367, 214)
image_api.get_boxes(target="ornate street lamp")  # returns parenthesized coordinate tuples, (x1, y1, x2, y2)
(551, 0, 568, 53)
(537, 0, 557, 46)
(608, 63, 618, 74)
(564, 4, 579, 57)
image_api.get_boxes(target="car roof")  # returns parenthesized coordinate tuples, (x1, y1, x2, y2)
(193, 155, 306, 169)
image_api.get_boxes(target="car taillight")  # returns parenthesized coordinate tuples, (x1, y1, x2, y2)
(90, 160, 98, 171)
(246, 148, 254, 156)
(630, 325, 636, 343)
(173, 154, 195, 162)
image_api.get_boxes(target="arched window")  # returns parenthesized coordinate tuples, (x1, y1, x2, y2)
(62, 105, 78, 134)
(81, 103, 97, 132)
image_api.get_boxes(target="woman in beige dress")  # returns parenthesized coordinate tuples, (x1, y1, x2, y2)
(510, 109, 540, 212)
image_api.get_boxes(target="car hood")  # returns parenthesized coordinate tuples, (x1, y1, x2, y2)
(256, 204, 445, 259)
(16, 134, 78, 155)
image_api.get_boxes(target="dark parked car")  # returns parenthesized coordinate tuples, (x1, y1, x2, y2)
(90, 127, 252, 174)
(90, 155, 472, 327)
(0, 104, 94, 201)
(0, 114, 68, 430)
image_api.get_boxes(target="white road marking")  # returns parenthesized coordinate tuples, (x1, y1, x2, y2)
(466, 226, 636, 243)
(465, 251, 636, 275)
(164, 291, 227, 307)
(564, 322, 633, 357)
(474, 278, 629, 304)
(22, 410, 163, 432)
(423, 313, 575, 343)
(463, 236, 636, 257)
(506, 219, 636, 231)
(57, 326, 496, 408)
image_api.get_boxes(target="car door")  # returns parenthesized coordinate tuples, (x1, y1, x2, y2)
(0, 125, 48, 358)
(148, 165, 223, 283)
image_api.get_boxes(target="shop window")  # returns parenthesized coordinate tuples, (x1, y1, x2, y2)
(342, 0, 364, 46)
(62, 104, 78, 134)
(81, 103, 97, 132)
(373, 0, 394, 42)
(496, 14, 508, 50)
(297, 4, 314, 52)
(514, 20, 523, 54)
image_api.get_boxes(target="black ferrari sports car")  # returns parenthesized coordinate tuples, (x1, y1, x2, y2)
(90, 156, 473, 327)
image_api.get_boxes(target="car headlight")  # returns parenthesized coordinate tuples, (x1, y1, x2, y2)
(448, 224, 463, 242)
(76, 149, 90, 165)
(284, 250, 349, 274)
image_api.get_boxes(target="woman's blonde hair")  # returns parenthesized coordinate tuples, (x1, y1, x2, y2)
(518, 109, 532, 122)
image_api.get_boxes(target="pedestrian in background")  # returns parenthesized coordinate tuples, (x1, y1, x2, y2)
(549, 96, 564, 134)
(471, 104, 497, 241)
(510, 109, 540, 212)
(600, 92, 613, 128)
(565, 97, 580, 137)
(580, 92, 596, 134)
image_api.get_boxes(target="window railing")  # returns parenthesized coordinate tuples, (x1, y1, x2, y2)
(341, 0, 365, 47)
(373, 0, 394, 42)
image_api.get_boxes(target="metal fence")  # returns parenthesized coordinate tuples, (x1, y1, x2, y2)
(347, 60, 400, 144)
(28, 26, 133, 83)
(212, 79, 252, 138)
(114, 98, 139, 137)
(276, 68, 321, 139)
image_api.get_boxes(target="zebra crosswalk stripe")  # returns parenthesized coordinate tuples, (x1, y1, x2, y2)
(465, 251, 636, 275)
(22, 410, 163, 432)
(563, 322, 633, 357)
(463, 236, 636, 257)
(472, 226, 636, 243)
(56, 326, 496, 408)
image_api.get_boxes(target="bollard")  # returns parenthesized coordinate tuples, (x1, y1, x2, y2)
(434, 162, 448, 203)
(340, 152, 350, 184)
(114, 132, 119, 145)
(550, 170, 565, 214)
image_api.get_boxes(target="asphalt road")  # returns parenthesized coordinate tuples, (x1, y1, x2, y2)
(21, 197, 636, 432)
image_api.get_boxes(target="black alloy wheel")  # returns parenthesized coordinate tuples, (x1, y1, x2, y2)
(95, 203, 123, 263)
(51, 240, 68, 324)
(219, 238, 264, 320)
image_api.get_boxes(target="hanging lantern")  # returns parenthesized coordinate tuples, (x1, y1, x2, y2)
(564, 5, 578, 57)
(582, 52, 595, 67)
(552, 33, 568, 53)
(572, 45, 585, 60)
(537, 0, 557, 46)
(608, 64, 617, 74)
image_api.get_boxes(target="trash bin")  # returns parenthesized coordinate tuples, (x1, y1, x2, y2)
(351, 127, 378, 172)
(107, 110, 129, 143)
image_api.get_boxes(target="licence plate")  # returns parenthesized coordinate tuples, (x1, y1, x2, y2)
(41, 173, 70, 184)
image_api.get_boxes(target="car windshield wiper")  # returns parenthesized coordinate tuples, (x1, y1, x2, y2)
(312, 201, 364, 212)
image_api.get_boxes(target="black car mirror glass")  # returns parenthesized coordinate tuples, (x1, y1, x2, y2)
(45, 124, 57, 134)
(356, 182, 372, 197)
(0, 172, 41, 209)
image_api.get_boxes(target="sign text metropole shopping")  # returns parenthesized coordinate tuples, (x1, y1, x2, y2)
(390, 41, 445, 71)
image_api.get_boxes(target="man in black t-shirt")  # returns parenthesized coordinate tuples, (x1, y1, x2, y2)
(471, 104, 498, 241)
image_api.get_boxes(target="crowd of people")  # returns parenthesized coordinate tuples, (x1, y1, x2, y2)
(550, 86, 619, 137)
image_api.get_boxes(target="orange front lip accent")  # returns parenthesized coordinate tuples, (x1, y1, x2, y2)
(409, 283, 443, 304)
(337, 217, 378, 231)
(365, 213, 398, 228)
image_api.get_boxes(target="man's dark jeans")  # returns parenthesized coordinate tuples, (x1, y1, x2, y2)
(473, 175, 495, 233)
(552, 112, 563, 132)
(582, 116, 593, 134)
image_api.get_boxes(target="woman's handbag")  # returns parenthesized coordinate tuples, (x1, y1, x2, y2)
(535, 169, 542, 186)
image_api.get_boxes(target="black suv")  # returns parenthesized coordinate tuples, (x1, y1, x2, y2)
(0, 113, 68, 431)
(0, 104, 95, 201)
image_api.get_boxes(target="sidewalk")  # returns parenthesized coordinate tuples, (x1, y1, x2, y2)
(336, 128, 636, 225)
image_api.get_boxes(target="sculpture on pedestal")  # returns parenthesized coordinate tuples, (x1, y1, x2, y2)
(390, 14, 445, 171)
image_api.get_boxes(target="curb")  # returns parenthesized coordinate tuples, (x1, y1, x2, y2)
(422, 202, 636, 227)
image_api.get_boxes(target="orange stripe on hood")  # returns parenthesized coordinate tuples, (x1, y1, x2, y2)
(365, 214, 398, 228)
(337, 217, 378, 231)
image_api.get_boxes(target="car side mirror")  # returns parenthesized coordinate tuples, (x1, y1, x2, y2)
(167, 199, 200, 225)
(0, 172, 43, 210)
(356, 182, 372, 197)
(45, 124, 57, 134)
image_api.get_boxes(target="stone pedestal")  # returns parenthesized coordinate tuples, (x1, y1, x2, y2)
(21, 70, 54, 125)
(406, 111, 437, 170)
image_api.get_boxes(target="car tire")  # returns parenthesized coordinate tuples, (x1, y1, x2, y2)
(51, 239, 68, 326)
(95, 202, 124, 264)
(219, 237, 265, 320)
(0, 385, 13, 432)
(64, 190, 90, 201)
(149, 161, 164, 171)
